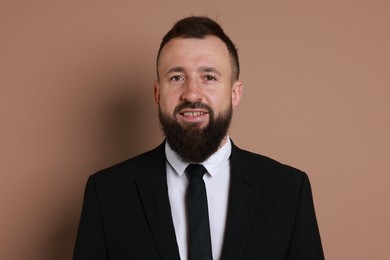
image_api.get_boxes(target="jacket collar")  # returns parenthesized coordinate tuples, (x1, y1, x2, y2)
(135, 142, 181, 260)
(220, 141, 262, 260)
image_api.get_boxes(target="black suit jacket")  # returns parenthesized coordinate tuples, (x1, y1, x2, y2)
(73, 141, 324, 260)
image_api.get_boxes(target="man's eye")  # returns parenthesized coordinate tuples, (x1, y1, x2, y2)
(204, 75, 216, 81)
(170, 76, 183, 81)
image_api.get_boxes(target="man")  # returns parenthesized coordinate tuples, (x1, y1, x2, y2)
(73, 16, 324, 260)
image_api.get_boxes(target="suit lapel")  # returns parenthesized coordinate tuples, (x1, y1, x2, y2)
(220, 143, 262, 260)
(135, 142, 180, 260)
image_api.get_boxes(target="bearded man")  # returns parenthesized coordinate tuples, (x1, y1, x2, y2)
(73, 16, 324, 260)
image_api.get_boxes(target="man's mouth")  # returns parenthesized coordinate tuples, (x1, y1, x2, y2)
(182, 111, 208, 117)
(177, 109, 209, 124)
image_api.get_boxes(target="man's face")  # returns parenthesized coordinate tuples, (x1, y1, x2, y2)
(155, 36, 242, 129)
(154, 36, 243, 162)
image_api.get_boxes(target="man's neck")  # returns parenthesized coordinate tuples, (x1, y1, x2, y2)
(219, 135, 229, 149)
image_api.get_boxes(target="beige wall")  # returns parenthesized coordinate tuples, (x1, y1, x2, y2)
(1, 1, 389, 259)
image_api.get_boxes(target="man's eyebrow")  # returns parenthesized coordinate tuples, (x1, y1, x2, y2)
(199, 66, 222, 76)
(165, 66, 185, 76)
(164, 66, 222, 77)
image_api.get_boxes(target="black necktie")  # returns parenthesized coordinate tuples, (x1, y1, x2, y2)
(186, 164, 213, 260)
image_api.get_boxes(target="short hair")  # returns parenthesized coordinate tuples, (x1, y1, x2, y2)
(156, 16, 240, 81)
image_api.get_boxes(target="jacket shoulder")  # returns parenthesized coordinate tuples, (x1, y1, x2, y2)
(92, 142, 165, 181)
(231, 143, 308, 182)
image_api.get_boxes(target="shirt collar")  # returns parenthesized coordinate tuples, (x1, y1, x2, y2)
(165, 138, 232, 177)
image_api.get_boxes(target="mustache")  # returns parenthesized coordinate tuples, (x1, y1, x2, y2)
(173, 101, 213, 115)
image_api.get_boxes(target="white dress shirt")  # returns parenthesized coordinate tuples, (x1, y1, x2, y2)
(165, 139, 231, 260)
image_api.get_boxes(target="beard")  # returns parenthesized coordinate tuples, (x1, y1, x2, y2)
(158, 101, 233, 163)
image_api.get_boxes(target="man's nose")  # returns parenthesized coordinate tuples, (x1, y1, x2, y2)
(180, 78, 203, 102)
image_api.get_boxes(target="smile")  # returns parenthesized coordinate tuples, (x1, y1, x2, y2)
(182, 111, 207, 117)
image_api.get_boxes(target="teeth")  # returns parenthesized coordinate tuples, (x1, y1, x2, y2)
(183, 112, 205, 117)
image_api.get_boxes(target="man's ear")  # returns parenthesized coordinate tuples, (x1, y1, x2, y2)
(231, 81, 243, 108)
(154, 80, 160, 104)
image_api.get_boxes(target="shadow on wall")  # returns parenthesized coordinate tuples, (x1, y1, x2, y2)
(86, 73, 161, 166)
(43, 77, 160, 260)
(106, 85, 161, 160)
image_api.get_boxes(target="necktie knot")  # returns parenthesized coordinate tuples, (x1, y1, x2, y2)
(186, 164, 207, 179)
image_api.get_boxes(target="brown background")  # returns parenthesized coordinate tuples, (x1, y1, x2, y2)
(1, 1, 389, 259)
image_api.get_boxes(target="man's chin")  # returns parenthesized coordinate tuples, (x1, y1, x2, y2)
(178, 120, 209, 129)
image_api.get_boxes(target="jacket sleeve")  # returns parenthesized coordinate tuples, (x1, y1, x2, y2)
(287, 173, 325, 260)
(73, 175, 108, 260)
